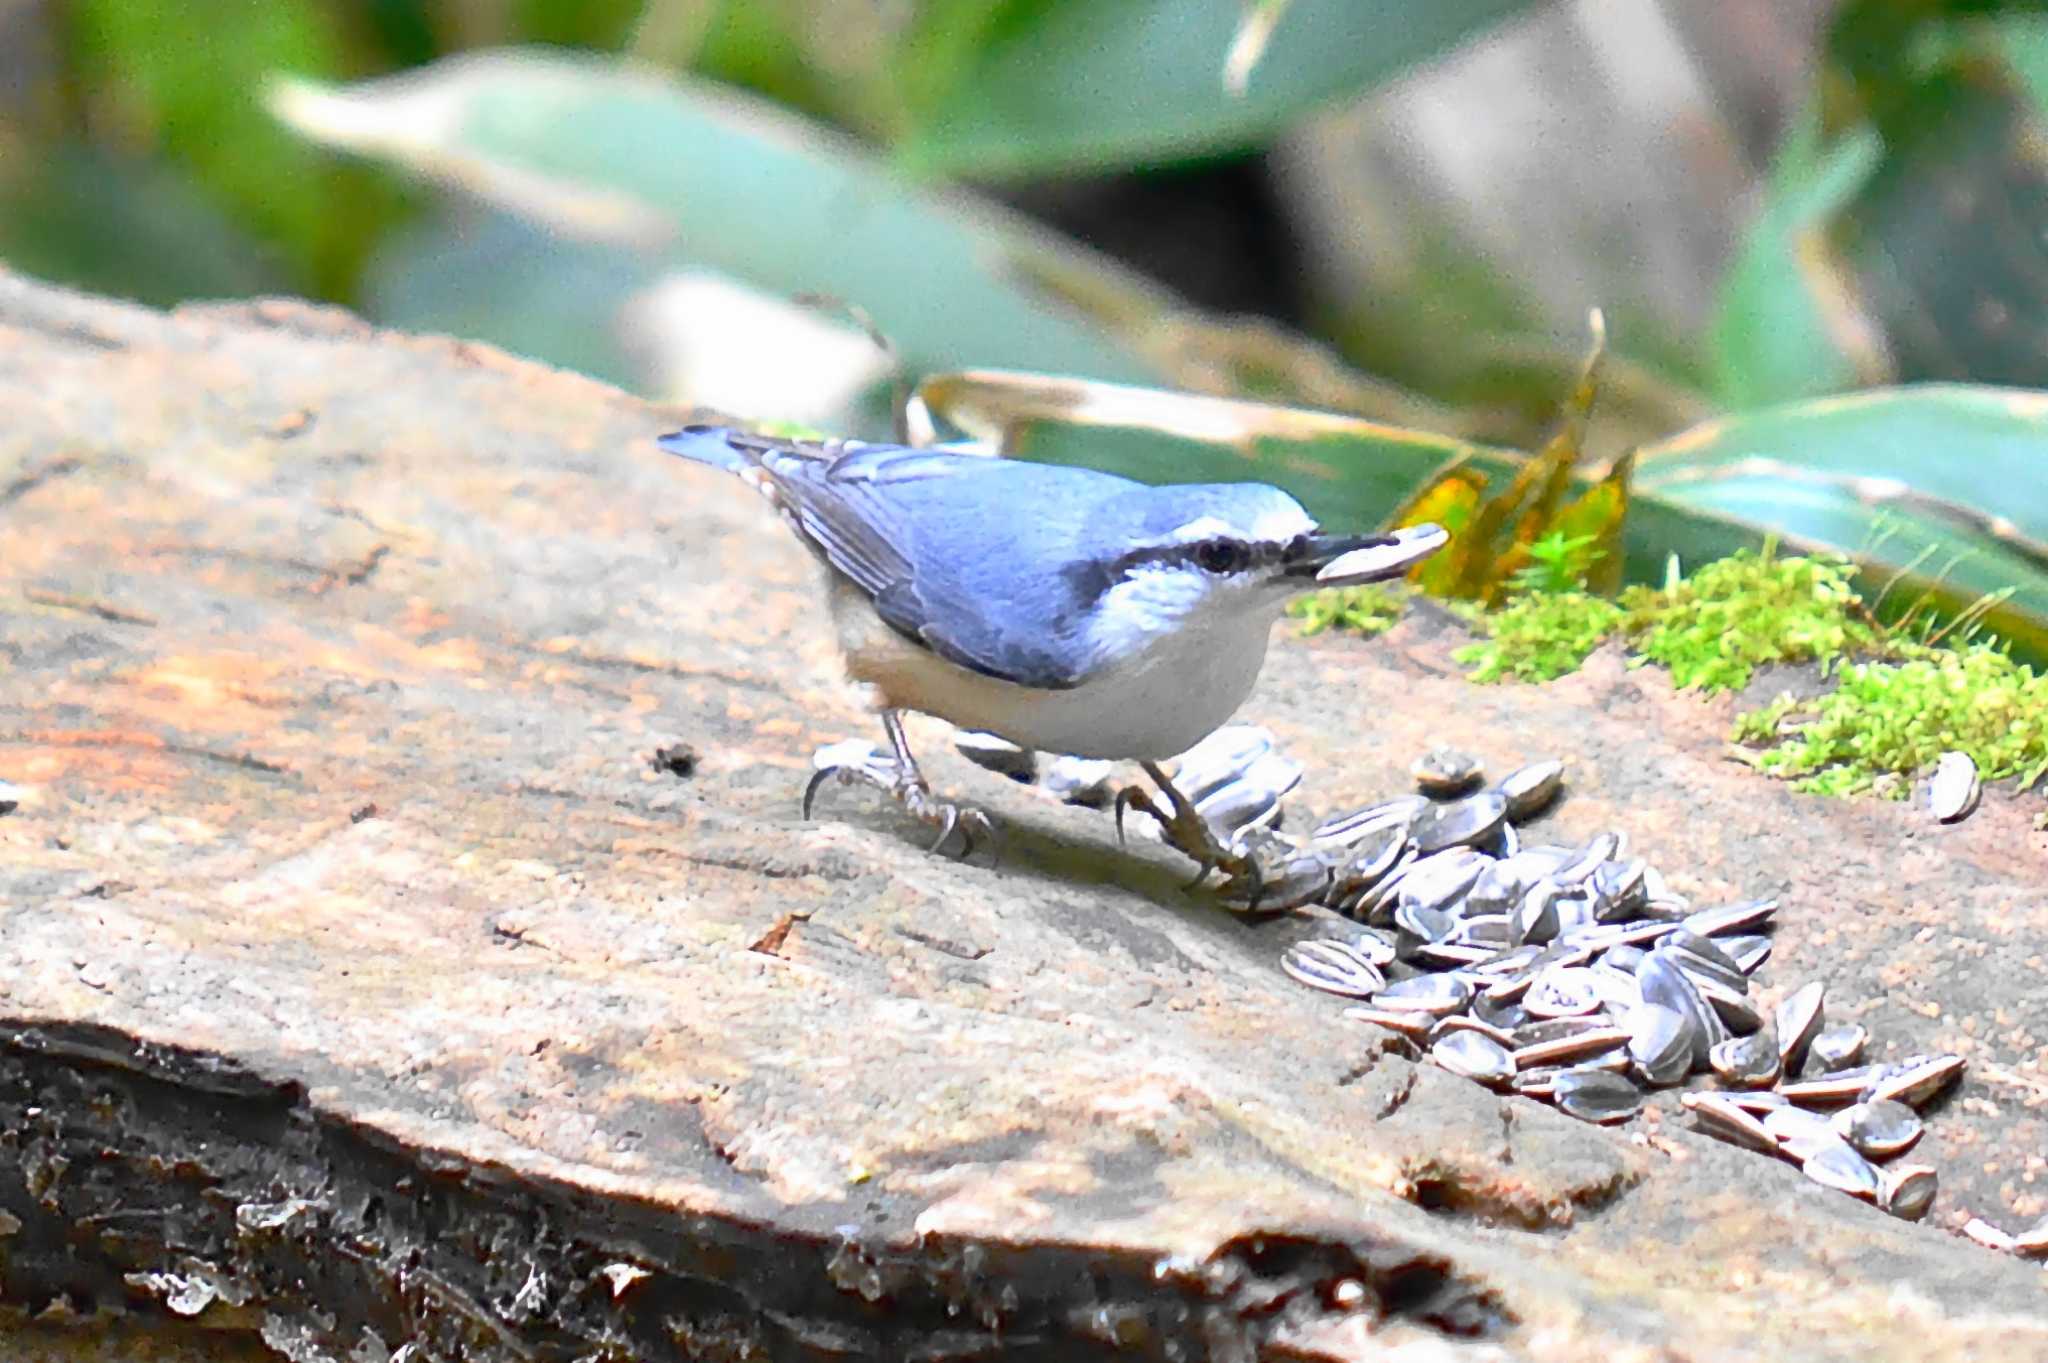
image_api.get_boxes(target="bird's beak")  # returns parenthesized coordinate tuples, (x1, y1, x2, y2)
(1284, 524, 1450, 586)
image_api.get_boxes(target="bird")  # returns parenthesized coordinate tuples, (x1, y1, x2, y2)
(659, 424, 1446, 885)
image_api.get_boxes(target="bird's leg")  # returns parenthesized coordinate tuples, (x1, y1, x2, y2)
(1115, 761, 1264, 901)
(802, 711, 998, 861)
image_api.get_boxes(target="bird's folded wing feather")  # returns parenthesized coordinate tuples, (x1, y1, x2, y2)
(713, 433, 1097, 690)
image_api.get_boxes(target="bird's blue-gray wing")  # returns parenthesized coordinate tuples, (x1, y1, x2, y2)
(660, 427, 1131, 689)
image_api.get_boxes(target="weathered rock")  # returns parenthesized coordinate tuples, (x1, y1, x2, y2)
(1, 270, 2044, 1361)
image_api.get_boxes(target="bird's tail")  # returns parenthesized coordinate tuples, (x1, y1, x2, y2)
(655, 425, 751, 472)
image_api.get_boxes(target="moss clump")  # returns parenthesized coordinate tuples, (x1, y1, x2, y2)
(1449, 545, 1879, 692)
(1619, 548, 1877, 694)
(1287, 583, 1406, 638)
(1734, 642, 2048, 797)
(1454, 591, 1625, 683)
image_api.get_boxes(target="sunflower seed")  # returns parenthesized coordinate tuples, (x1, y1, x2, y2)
(1497, 759, 1565, 822)
(1867, 1053, 1965, 1109)
(1515, 880, 1564, 945)
(1626, 1003, 1695, 1087)
(1408, 941, 1498, 969)
(1681, 1092, 1777, 1152)
(1523, 966, 1604, 1019)
(1372, 973, 1474, 1016)
(1412, 791, 1509, 854)
(1314, 795, 1428, 847)
(1603, 943, 1647, 973)
(1331, 823, 1412, 897)
(1802, 1144, 1882, 1201)
(1413, 747, 1485, 798)
(1042, 755, 1118, 806)
(1708, 1032, 1782, 1088)
(1780, 1066, 1886, 1108)
(1663, 929, 1746, 987)
(1692, 974, 1765, 1035)
(1456, 860, 1523, 915)
(1774, 982, 1826, 1073)
(1683, 898, 1779, 938)
(1834, 1100, 1922, 1160)
(1431, 1030, 1516, 1087)
(1394, 902, 1455, 945)
(1720, 934, 1774, 976)
(1591, 858, 1648, 920)
(1763, 1105, 1837, 1148)
(1280, 940, 1388, 998)
(1638, 951, 1717, 1068)
(954, 731, 1036, 782)
(1926, 750, 1981, 824)
(1341, 1006, 1433, 1040)
(1389, 849, 1486, 914)
(1228, 854, 1332, 910)
(1810, 1024, 1868, 1072)
(1470, 992, 1531, 1032)
(1168, 725, 1273, 802)
(1551, 1069, 1643, 1124)
(1878, 1164, 1938, 1221)
(1514, 1026, 1630, 1070)
(1432, 1014, 1518, 1047)
(1478, 819, 1521, 860)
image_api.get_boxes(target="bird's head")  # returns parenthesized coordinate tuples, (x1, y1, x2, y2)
(1080, 482, 1447, 645)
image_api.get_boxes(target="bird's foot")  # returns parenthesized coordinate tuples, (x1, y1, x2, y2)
(804, 738, 999, 862)
(1114, 779, 1266, 905)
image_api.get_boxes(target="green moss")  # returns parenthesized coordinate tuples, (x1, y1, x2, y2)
(1296, 537, 2045, 812)
(1453, 591, 1624, 683)
(1286, 583, 1406, 638)
(1619, 548, 1878, 694)
(1737, 643, 2048, 796)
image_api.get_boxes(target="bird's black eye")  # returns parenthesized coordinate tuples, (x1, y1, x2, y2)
(1195, 538, 1248, 574)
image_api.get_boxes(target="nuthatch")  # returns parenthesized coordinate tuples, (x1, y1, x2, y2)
(661, 425, 1445, 882)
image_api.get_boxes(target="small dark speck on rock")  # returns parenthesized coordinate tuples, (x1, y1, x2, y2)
(650, 743, 699, 779)
(350, 803, 378, 823)
(0, 781, 20, 814)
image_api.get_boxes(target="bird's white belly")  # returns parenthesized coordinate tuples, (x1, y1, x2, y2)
(830, 580, 1275, 760)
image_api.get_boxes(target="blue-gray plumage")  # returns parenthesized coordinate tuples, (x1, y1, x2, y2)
(659, 423, 1446, 872)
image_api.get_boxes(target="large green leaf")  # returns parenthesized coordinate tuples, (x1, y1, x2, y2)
(899, 0, 1536, 177)
(269, 50, 1175, 385)
(1636, 384, 2048, 655)
(1707, 106, 1885, 409)
(917, 372, 2048, 660)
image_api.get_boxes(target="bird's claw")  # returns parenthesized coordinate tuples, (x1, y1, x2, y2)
(1115, 779, 1263, 898)
(1113, 785, 1165, 849)
(803, 750, 998, 864)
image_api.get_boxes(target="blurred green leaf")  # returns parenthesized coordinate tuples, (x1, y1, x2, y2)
(900, 0, 1535, 177)
(0, 144, 286, 307)
(271, 51, 1173, 385)
(363, 206, 660, 390)
(68, 0, 399, 297)
(1816, 0, 2048, 388)
(514, 0, 644, 49)
(1707, 107, 1885, 409)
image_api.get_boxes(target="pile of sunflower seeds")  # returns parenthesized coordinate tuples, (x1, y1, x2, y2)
(1122, 728, 1971, 1224)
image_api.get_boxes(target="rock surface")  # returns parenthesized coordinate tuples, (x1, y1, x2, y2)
(0, 269, 2044, 1360)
